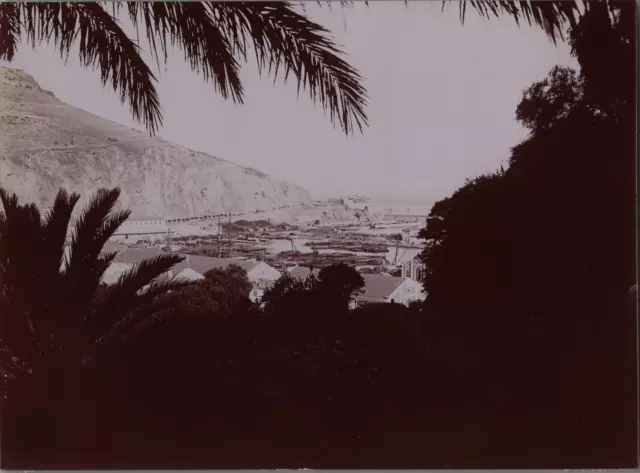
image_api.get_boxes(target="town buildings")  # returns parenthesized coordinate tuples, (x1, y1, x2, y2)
(354, 273, 425, 307)
(401, 255, 425, 282)
(288, 265, 426, 307)
(102, 248, 280, 302)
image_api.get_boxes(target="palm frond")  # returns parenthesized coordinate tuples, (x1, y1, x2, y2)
(41, 189, 80, 279)
(61, 188, 130, 316)
(95, 251, 118, 283)
(7, 2, 368, 136)
(137, 273, 190, 300)
(314, 0, 362, 9)
(213, 2, 369, 135)
(65, 188, 121, 278)
(87, 253, 185, 339)
(123, 2, 244, 104)
(104, 275, 190, 338)
(0, 189, 47, 365)
(0, 3, 20, 61)
(112, 253, 185, 294)
(93, 209, 131, 248)
(98, 287, 186, 347)
(19, 2, 162, 134)
(454, 0, 584, 43)
(0, 187, 20, 219)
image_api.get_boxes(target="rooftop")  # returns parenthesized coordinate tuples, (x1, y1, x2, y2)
(113, 247, 167, 264)
(288, 266, 407, 300)
(113, 248, 262, 277)
(289, 265, 320, 280)
(171, 254, 260, 276)
(357, 274, 406, 301)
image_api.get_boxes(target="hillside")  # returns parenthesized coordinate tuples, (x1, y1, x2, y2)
(0, 67, 311, 219)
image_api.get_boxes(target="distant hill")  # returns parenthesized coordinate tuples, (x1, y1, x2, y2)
(0, 67, 311, 219)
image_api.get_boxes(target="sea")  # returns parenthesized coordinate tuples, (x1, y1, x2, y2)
(352, 197, 435, 216)
(263, 196, 432, 264)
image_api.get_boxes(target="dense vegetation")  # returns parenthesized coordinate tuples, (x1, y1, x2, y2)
(1, 2, 636, 469)
(417, 2, 636, 466)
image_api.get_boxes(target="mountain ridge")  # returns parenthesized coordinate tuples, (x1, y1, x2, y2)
(0, 66, 311, 219)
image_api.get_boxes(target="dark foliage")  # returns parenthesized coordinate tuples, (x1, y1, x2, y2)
(417, 2, 636, 467)
(0, 2, 368, 136)
(164, 264, 255, 317)
(1, 1, 617, 136)
(1, 2, 637, 470)
(0, 187, 186, 466)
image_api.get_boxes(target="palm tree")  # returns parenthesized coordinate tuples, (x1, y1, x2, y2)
(452, 0, 583, 41)
(0, 1, 605, 138)
(0, 186, 187, 391)
(0, 1, 369, 136)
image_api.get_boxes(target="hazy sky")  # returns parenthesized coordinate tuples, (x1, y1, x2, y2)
(4, 2, 578, 202)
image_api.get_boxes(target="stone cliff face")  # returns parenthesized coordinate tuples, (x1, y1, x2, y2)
(0, 67, 311, 219)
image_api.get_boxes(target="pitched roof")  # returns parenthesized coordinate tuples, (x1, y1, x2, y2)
(113, 247, 167, 264)
(356, 274, 406, 301)
(113, 248, 263, 279)
(171, 254, 260, 277)
(289, 265, 320, 280)
(101, 241, 127, 254)
(174, 267, 206, 282)
(288, 266, 406, 301)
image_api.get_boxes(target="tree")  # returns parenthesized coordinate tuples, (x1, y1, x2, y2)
(317, 263, 364, 310)
(0, 186, 188, 464)
(515, 65, 583, 132)
(0, 1, 616, 139)
(260, 271, 311, 317)
(418, 170, 510, 307)
(567, 1, 635, 118)
(167, 264, 254, 316)
(420, 0, 635, 313)
(0, 2, 368, 136)
(415, 3, 636, 465)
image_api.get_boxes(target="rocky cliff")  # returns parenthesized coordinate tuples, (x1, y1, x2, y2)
(0, 67, 311, 219)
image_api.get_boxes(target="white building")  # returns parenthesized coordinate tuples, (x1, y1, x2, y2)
(167, 254, 281, 301)
(102, 248, 280, 302)
(401, 255, 425, 281)
(288, 265, 426, 307)
(354, 273, 425, 307)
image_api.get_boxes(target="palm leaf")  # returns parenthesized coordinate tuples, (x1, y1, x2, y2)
(214, 2, 369, 135)
(125, 1, 368, 135)
(97, 289, 185, 348)
(454, 0, 583, 43)
(0, 189, 47, 366)
(102, 275, 190, 341)
(4, 1, 369, 136)
(122, 2, 244, 104)
(0, 3, 20, 61)
(110, 253, 186, 295)
(87, 253, 185, 339)
(0, 187, 189, 382)
(65, 188, 122, 278)
(41, 189, 80, 281)
(18, 2, 162, 134)
(63, 188, 130, 316)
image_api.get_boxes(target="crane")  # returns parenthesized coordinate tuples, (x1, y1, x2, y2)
(392, 234, 401, 265)
(290, 237, 299, 254)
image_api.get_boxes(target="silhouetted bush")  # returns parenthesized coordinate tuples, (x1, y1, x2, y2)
(1, 4, 636, 469)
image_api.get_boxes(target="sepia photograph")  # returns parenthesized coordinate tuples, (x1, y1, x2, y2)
(0, 0, 637, 469)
